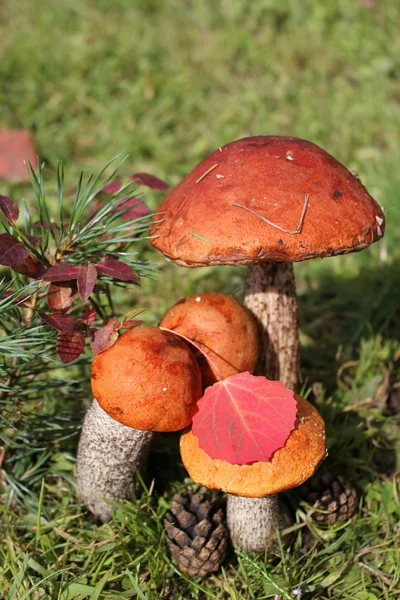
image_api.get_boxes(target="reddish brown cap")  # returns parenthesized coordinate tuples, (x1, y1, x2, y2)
(160, 292, 259, 388)
(180, 395, 326, 497)
(151, 136, 384, 266)
(91, 326, 202, 432)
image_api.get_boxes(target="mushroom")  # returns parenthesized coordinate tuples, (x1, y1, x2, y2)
(159, 292, 259, 388)
(150, 136, 385, 390)
(75, 326, 202, 521)
(180, 395, 326, 553)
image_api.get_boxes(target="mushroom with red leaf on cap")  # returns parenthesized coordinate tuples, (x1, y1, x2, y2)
(181, 394, 326, 553)
(150, 136, 385, 391)
(75, 326, 202, 521)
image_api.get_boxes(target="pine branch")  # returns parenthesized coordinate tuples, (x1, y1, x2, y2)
(0, 160, 167, 457)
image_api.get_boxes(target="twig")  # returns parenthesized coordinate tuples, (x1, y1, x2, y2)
(231, 193, 309, 234)
(195, 163, 219, 184)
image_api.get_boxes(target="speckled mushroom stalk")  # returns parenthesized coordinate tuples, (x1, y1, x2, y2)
(75, 326, 202, 522)
(180, 396, 327, 554)
(226, 495, 290, 553)
(244, 262, 299, 389)
(76, 399, 154, 522)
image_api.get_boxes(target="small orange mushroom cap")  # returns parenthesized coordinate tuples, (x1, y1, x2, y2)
(180, 395, 326, 497)
(91, 326, 202, 432)
(160, 293, 259, 388)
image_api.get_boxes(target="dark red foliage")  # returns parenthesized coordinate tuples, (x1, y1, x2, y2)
(47, 282, 74, 312)
(42, 263, 81, 282)
(0, 195, 19, 223)
(96, 256, 140, 281)
(90, 317, 120, 354)
(130, 172, 168, 190)
(56, 329, 86, 362)
(119, 198, 150, 221)
(13, 255, 46, 279)
(0, 233, 30, 268)
(77, 263, 97, 302)
(76, 305, 97, 328)
(39, 312, 75, 334)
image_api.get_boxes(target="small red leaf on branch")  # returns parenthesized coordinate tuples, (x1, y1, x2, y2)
(101, 180, 123, 194)
(96, 256, 140, 281)
(192, 372, 298, 465)
(0, 233, 30, 267)
(43, 263, 81, 282)
(13, 254, 46, 279)
(130, 172, 168, 190)
(39, 312, 75, 333)
(76, 305, 97, 328)
(77, 263, 97, 302)
(119, 198, 150, 221)
(0, 195, 19, 223)
(90, 317, 120, 354)
(57, 329, 85, 362)
(47, 282, 74, 312)
(0, 290, 31, 307)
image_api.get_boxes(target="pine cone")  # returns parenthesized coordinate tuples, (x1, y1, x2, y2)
(164, 488, 228, 578)
(299, 472, 358, 523)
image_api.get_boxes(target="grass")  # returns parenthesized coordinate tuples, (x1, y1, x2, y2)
(1, 0, 400, 598)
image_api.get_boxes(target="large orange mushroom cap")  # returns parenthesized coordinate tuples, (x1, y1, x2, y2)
(91, 326, 203, 432)
(160, 293, 259, 388)
(180, 395, 326, 497)
(150, 136, 385, 266)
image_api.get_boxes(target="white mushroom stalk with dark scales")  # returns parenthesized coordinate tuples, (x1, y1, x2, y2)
(150, 136, 385, 391)
(75, 326, 202, 521)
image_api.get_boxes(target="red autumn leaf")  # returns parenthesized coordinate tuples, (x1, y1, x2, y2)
(130, 172, 169, 190)
(56, 329, 85, 362)
(42, 263, 81, 282)
(76, 305, 97, 328)
(0, 232, 30, 268)
(77, 263, 97, 302)
(90, 318, 120, 354)
(39, 312, 75, 333)
(192, 372, 298, 465)
(96, 256, 140, 281)
(0, 129, 37, 182)
(13, 254, 46, 279)
(47, 282, 74, 312)
(119, 198, 151, 221)
(0, 195, 19, 223)
(0, 290, 31, 308)
(101, 180, 123, 194)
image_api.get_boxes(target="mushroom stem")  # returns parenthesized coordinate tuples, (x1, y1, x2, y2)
(227, 494, 290, 553)
(244, 262, 300, 391)
(75, 399, 154, 522)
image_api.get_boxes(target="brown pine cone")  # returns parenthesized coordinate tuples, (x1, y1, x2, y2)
(299, 472, 358, 523)
(164, 488, 228, 578)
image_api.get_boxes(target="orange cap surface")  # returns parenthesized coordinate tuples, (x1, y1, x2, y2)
(160, 293, 259, 388)
(151, 136, 384, 266)
(180, 395, 326, 496)
(91, 326, 202, 432)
